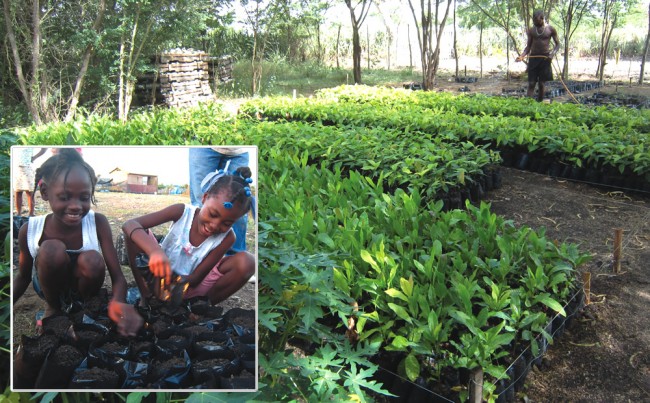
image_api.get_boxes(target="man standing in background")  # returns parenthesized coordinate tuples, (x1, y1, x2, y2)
(516, 10, 560, 102)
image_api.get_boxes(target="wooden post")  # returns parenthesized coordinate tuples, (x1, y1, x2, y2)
(583, 272, 591, 305)
(469, 367, 483, 403)
(613, 228, 623, 273)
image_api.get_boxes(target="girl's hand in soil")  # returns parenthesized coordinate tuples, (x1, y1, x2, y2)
(148, 249, 172, 285)
(108, 300, 144, 337)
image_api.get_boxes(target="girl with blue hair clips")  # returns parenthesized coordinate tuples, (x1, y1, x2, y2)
(122, 162, 255, 306)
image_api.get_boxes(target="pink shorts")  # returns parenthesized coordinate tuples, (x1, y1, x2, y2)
(183, 256, 228, 299)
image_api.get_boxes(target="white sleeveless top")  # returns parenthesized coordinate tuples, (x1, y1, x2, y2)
(27, 210, 101, 260)
(160, 204, 233, 276)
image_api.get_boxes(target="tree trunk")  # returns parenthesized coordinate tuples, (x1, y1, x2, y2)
(386, 27, 392, 70)
(596, 1, 613, 81)
(367, 25, 370, 70)
(118, 30, 127, 122)
(32, 0, 46, 116)
(252, 29, 259, 95)
(639, 4, 650, 85)
(3, 0, 41, 124)
(336, 25, 341, 69)
(479, 21, 483, 78)
(598, 13, 617, 82)
(317, 22, 322, 63)
(408, 24, 413, 69)
(453, 0, 458, 79)
(352, 25, 362, 83)
(345, 0, 372, 84)
(66, 0, 107, 122)
(411, 0, 452, 90)
(562, 1, 573, 80)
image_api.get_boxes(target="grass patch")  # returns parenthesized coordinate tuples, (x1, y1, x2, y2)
(215, 59, 423, 97)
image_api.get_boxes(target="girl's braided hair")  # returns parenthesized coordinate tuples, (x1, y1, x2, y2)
(34, 148, 98, 204)
(206, 166, 253, 213)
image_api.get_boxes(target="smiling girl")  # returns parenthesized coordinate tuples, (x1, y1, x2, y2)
(13, 148, 142, 336)
(122, 162, 255, 306)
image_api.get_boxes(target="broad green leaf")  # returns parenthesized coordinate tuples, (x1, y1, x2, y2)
(404, 353, 420, 382)
(387, 302, 412, 324)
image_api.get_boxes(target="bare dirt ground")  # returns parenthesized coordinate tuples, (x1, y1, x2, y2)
(12, 192, 257, 348)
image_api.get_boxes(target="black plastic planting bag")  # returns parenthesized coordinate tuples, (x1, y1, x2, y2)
(69, 358, 120, 389)
(224, 308, 255, 337)
(88, 336, 131, 371)
(148, 350, 191, 389)
(191, 356, 242, 384)
(40, 312, 74, 339)
(131, 329, 156, 362)
(34, 344, 84, 389)
(156, 328, 192, 360)
(86, 336, 149, 388)
(13, 333, 59, 388)
(192, 331, 234, 360)
(117, 359, 149, 389)
(70, 321, 110, 355)
(220, 370, 255, 390)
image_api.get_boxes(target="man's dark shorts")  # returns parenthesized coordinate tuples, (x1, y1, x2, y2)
(527, 56, 553, 83)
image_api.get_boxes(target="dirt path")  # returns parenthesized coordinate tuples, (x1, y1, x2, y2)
(484, 167, 650, 402)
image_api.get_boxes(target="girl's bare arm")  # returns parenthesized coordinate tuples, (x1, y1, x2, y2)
(96, 213, 127, 302)
(13, 223, 34, 303)
(122, 203, 185, 284)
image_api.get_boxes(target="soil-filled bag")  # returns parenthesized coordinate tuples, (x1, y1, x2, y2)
(40, 313, 74, 339)
(70, 321, 110, 355)
(191, 331, 235, 360)
(13, 333, 59, 388)
(156, 328, 192, 360)
(147, 350, 191, 389)
(190, 356, 242, 384)
(117, 359, 149, 389)
(238, 344, 256, 373)
(69, 358, 120, 389)
(181, 324, 212, 339)
(219, 369, 255, 390)
(224, 308, 255, 337)
(88, 336, 131, 371)
(130, 329, 156, 362)
(34, 344, 85, 389)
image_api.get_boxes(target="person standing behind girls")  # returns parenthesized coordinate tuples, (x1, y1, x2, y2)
(13, 148, 143, 336)
(122, 164, 255, 306)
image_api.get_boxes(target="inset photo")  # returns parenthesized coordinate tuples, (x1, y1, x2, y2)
(11, 146, 258, 392)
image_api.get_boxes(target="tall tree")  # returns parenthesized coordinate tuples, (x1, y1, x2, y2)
(3, 0, 47, 124)
(66, 0, 107, 122)
(640, 3, 650, 85)
(407, 0, 453, 90)
(469, 0, 521, 63)
(240, 0, 280, 95)
(345, 0, 373, 84)
(555, 0, 595, 80)
(458, 0, 491, 78)
(594, 0, 638, 82)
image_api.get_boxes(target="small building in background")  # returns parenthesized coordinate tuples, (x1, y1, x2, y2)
(108, 167, 158, 194)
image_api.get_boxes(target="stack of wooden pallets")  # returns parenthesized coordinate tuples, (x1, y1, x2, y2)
(157, 49, 214, 108)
